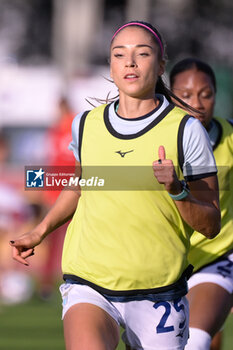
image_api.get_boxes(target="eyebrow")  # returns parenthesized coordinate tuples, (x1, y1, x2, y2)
(174, 85, 212, 91)
(112, 44, 153, 50)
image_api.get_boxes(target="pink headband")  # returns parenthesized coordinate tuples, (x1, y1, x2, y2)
(111, 22, 164, 57)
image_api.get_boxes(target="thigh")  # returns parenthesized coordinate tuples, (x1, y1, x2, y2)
(120, 296, 189, 350)
(63, 303, 120, 350)
(187, 282, 232, 337)
(59, 283, 120, 350)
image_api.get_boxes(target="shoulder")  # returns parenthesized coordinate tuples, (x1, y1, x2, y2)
(72, 104, 111, 134)
(72, 111, 87, 126)
(214, 116, 233, 128)
(71, 110, 93, 132)
(171, 105, 190, 118)
(182, 118, 215, 163)
(214, 117, 233, 140)
(80, 103, 109, 120)
(184, 116, 207, 136)
(176, 113, 205, 142)
(171, 106, 200, 129)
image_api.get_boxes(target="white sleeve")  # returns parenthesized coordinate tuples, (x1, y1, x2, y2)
(182, 117, 217, 180)
(68, 112, 84, 162)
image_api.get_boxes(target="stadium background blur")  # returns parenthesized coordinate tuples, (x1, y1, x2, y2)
(0, 1, 233, 349)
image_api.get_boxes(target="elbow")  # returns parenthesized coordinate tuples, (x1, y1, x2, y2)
(203, 214, 221, 239)
(204, 225, 221, 239)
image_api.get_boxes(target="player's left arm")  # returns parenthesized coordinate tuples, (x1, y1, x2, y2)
(153, 146, 220, 239)
(175, 175, 220, 238)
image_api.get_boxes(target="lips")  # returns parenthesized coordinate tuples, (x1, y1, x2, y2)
(124, 74, 138, 79)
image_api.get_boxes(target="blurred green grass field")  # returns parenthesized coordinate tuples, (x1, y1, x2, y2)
(0, 288, 232, 350)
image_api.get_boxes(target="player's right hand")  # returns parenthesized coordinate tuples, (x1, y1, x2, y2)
(9, 231, 43, 266)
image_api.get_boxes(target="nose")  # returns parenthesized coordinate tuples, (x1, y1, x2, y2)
(125, 55, 137, 68)
(191, 95, 204, 109)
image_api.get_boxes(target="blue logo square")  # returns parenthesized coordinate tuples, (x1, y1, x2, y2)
(26, 168, 45, 188)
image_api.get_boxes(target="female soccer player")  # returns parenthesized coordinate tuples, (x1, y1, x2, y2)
(170, 57, 233, 350)
(10, 22, 220, 350)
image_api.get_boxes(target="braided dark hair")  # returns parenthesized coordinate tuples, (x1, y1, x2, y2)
(170, 57, 217, 92)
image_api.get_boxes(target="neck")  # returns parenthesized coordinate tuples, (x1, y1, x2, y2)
(117, 95, 159, 119)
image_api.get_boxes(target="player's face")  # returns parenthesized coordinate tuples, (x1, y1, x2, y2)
(171, 68, 215, 129)
(110, 26, 164, 100)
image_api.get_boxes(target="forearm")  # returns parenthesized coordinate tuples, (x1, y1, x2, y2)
(10, 162, 81, 266)
(174, 194, 221, 238)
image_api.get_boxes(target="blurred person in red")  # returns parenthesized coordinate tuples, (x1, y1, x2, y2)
(46, 96, 76, 202)
(38, 96, 76, 299)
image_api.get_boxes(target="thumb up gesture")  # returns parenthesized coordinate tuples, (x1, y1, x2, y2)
(152, 146, 181, 194)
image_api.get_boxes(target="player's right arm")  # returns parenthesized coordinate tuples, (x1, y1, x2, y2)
(10, 160, 81, 266)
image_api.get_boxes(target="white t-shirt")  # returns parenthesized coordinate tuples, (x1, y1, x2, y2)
(69, 95, 217, 180)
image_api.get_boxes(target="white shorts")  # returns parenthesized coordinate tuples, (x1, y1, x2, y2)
(188, 252, 233, 293)
(60, 283, 189, 350)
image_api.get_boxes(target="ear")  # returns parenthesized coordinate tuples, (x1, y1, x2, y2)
(158, 59, 165, 76)
(110, 65, 113, 79)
